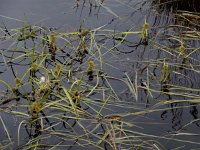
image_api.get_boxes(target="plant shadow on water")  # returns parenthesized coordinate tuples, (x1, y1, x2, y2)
(0, 0, 200, 149)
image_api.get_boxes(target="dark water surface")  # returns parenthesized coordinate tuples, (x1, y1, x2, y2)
(0, 0, 200, 149)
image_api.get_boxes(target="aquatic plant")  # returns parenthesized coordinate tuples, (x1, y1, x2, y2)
(0, 2, 200, 149)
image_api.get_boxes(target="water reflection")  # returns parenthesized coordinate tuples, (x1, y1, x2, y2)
(151, 0, 200, 27)
(190, 105, 200, 127)
(152, 0, 200, 13)
(75, 0, 105, 17)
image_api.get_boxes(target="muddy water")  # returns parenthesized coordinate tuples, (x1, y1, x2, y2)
(0, 0, 200, 149)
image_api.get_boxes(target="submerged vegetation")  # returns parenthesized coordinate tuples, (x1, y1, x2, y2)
(0, 0, 200, 149)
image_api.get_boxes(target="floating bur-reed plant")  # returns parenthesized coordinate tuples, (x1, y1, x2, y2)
(30, 100, 42, 119)
(178, 42, 186, 56)
(87, 60, 94, 81)
(141, 17, 149, 45)
(48, 33, 57, 61)
(52, 63, 62, 77)
(161, 60, 172, 83)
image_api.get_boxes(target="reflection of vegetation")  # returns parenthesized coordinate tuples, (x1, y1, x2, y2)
(152, 0, 200, 13)
(151, 0, 200, 28)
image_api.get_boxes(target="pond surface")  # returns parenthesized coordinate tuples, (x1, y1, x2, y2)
(0, 0, 200, 150)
